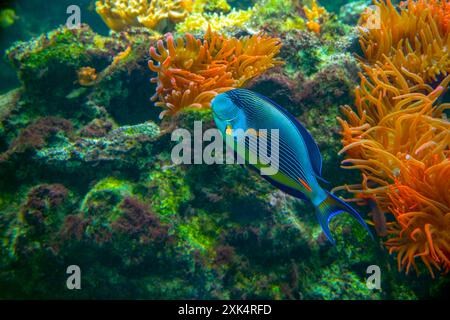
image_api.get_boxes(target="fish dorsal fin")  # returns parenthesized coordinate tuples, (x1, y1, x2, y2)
(253, 92, 324, 178)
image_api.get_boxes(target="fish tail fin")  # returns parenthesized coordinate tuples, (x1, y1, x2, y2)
(314, 191, 374, 244)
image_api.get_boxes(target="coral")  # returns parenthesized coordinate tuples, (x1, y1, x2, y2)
(95, 0, 244, 35)
(175, 9, 253, 34)
(77, 67, 98, 86)
(194, 0, 232, 12)
(112, 46, 132, 65)
(337, 0, 450, 277)
(95, 0, 193, 32)
(148, 28, 283, 117)
(249, 0, 307, 32)
(173, 0, 249, 34)
(303, 0, 329, 34)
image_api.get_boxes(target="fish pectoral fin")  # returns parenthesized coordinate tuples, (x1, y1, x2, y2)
(297, 178, 312, 192)
(246, 128, 266, 138)
(225, 124, 233, 135)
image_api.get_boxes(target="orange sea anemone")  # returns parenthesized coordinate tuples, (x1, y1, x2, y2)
(338, 74, 450, 276)
(401, 0, 450, 33)
(148, 28, 283, 118)
(337, 0, 450, 277)
(359, 0, 449, 82)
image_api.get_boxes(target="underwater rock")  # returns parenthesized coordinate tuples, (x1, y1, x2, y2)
(6, 24, 159, 124)
(61, 181, 173, 249)
(19, 184, 72, 241)
(79, 118, 114, 138)
(7, 25, 108, 100)
(339, 0, 371, 26)
(304, 263, 381, 299)
(0, 119, 161, 191)
(3, 183, 77, 265)
(7, 117, 74, 154)
(279, 29, 323, 76)
(35, 121, 161, 172)
(297, 53, 359, 110)
(246, 67, 303, 112)
(87, 29, 160, 124)
(111, 196, 171, 244)
(248, 49, 359, 117)
(0, 88, 22, 152)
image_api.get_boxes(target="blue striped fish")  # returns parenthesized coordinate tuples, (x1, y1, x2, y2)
(211, 88, 373, 243)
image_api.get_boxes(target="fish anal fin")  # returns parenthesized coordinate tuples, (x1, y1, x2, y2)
(247, 164, 308, 201)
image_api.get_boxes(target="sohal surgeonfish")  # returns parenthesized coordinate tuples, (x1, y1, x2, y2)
(211, 88, 373, 244)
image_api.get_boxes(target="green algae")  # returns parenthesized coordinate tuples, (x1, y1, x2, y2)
(0, 9, 18, 29)
(80, 177, 133, 217)
(146, 167, 192, 219)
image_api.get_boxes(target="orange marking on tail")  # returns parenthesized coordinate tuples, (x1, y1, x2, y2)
(298, 178, 312, 192)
